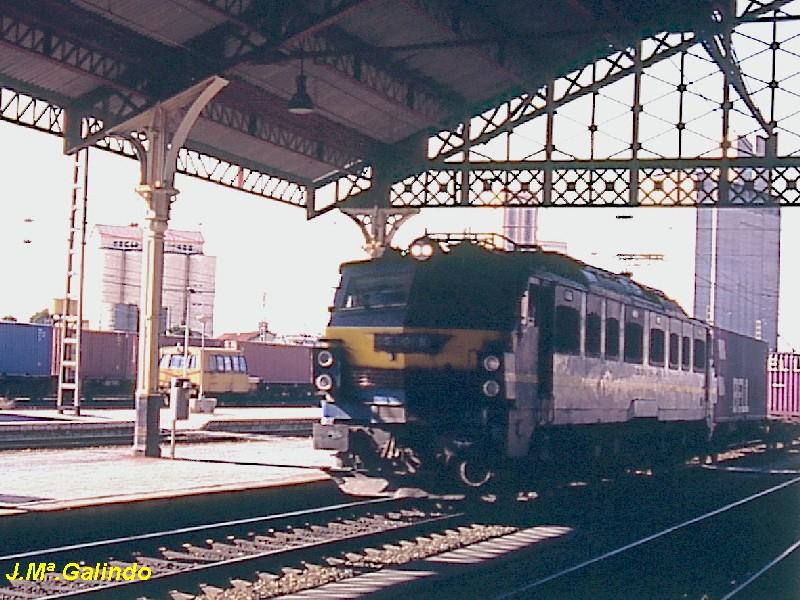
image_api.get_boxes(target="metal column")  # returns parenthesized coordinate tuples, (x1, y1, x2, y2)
(86, 77, 228, 457)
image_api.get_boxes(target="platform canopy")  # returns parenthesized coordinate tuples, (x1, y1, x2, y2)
(0, 0, 726, 211)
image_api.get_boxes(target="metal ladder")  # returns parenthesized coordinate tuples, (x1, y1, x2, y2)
(56, 148, 89, 415)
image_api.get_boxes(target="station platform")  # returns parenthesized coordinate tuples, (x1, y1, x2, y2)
(0, 405, 321, 448)
(0, 436, 336, 516)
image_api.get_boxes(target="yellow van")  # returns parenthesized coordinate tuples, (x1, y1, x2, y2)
(158, 345, 253, 396)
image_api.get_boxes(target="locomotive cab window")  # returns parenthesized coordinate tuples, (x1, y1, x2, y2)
(342, 274, 410, 309)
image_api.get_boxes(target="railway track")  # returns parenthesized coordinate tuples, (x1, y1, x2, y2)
(0, 497, 474, 599)
(484, 472, 800, 599)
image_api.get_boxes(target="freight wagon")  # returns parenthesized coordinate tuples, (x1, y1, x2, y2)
(0, 322, 53, 402)
(234, 341, 314, 404)
(0, 321, 313, 405)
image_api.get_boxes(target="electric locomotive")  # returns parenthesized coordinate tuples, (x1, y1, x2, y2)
(312, 236, 767, 488)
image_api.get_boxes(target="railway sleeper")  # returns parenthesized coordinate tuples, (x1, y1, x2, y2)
(208, 541, 248, 558)
(181, 544, 236, 561)
(161, 548, 217, 563)
(0, 588, 42, 600)
(134, 555, 189, 572)
(232, 538, 282, 553)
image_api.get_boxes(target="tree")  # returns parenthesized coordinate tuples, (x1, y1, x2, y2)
(1, 315, 17, 322)
(29, 308, 52, 324)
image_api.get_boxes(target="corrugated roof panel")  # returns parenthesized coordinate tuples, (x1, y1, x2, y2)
(71, 0, 229, 46)
(235, 63, 434, 143)
(337, 0, 517, 101)
(189, 119, 337, 182)
(0, 47, 99, 98)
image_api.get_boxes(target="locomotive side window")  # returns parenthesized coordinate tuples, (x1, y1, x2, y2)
(585, 295, 602, 357)
(693, 338, 706, 371)
(605, 300, 620, 359)
(624, 322, 643, 363)
(605, 318, 620, 358)
(624, 307, 644, 364)
(586, 313, 602, 356)
(554, 306, 580, 354)
(681, 336, 691, 370)
(669, 333, 680, 369)
(649, 328, 665, 366)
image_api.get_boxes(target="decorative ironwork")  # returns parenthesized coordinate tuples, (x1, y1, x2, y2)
(375, 0, 800, 209)
(0, 86, 308, 206)
(389, 159, 800, 207)
(341, 206, 419, 256)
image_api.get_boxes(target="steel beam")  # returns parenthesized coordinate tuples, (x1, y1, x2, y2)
(391, 156, 800, 207)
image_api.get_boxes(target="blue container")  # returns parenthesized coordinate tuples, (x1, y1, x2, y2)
(0, 322, 53, 376)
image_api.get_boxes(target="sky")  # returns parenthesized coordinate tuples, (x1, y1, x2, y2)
(1, 120, 800, 348)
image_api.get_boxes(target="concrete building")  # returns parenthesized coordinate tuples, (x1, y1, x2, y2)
(85, 225, 216, 336)
(694, 137, 780, 350)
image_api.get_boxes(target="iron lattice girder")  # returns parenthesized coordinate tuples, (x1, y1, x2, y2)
(0, 4, 136, 91)
(393, 157, 800, 207)
(0, 85, 307, 206)
(0, 85, 62, 133)
(428, 0, 794, 162)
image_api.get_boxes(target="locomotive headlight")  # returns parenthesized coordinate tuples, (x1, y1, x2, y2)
(317, 350, 334, 368)
(315, 373, 334, 391)
(482, 379, 501, 397)
(482, 355, 501, 372)
(410, 240, 434, 260)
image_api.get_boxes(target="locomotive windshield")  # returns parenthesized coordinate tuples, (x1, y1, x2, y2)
(330, 248, 526, 330)
(342, 274, 410, 309)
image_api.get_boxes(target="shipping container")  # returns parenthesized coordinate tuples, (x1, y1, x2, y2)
(767, 352, 800, 418)
(0, 322, 52, 376)
(52, 328, 137, 380)
(236, 341, 312, 384)
(712, 327, 768, 422)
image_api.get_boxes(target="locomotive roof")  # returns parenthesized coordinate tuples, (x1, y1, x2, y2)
(341, 242, 690, 319)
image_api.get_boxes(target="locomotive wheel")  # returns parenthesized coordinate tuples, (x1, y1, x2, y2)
(457, 459, 494, 488)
